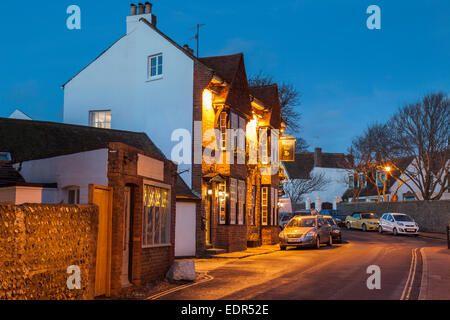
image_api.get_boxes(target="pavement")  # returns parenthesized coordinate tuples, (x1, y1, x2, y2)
(151, 230, 449, 300)
(419, 246, 450, 300)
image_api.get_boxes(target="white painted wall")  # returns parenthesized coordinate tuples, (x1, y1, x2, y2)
(390, 161, 450, 201)
(297, 167, 349, 210)
(63, 18, 194, 187)
(0, 186, 57, 205)
(175, 201, 197, 257)
(15, 149, 108, 204)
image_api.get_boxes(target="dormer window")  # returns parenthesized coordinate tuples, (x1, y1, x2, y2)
(148, 54, 163, 79)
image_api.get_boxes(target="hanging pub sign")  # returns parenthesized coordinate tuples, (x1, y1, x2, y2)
(279, 136, 296, 162)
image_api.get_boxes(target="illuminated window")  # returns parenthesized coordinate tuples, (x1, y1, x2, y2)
(220, 112, 228, 151)
(89, 110, 111, 129)
(143, 184, 170, 247)
(218, 182, 227, 225)
(230, 178, 237, 224)
(249, 186, 256, 226)
(148, 54, 163, 79)
(238, 180, 246, 225)
(261, 187, 268, 226)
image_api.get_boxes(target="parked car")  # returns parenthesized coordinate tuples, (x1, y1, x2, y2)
(345, 212, 380, 231)
(379, 213, 419, 236)
(279, 213, 293, 229)
(294, 209, 319, 217)
(279, 216, 333, 250)
(319, 209, 347, 227)
(319, 215, 342, 243)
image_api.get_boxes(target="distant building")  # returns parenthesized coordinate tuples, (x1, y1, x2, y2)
(282, 148, 351, 211)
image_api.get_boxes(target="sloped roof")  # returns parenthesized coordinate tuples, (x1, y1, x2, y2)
(0, 118, 165, 163)
(283, 153, 315, 179)
(199, 54, 253, 117)
(176, 176, 200, 201)
(283, 151, 350, 180)
(249, 84, 281, 129)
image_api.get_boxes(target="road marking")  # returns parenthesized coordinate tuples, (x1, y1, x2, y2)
(400, 248, 418, 300)
(418, 247, 428, 300)
(145, 273, 214, 300)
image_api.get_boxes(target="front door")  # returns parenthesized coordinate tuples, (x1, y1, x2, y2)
(206, 195, 212, 246)
(90, 185, 112, 297)
(122, 187, 132, 287)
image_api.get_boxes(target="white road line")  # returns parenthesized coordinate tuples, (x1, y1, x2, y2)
(401, 248, 418, 300)
(145, 273, 214, 300)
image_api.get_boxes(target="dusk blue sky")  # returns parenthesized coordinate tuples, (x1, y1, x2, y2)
(0, 0, 449, 153)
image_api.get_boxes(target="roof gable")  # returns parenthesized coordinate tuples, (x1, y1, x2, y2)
(200, 54, 252, 117)
(249, 84, 281, 128)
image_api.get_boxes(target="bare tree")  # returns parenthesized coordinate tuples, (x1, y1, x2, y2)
(249, 71, 302, 134)
(390, 92, 449, 200)
(295, 137, 309, 152)
(282, 172, 328, 211)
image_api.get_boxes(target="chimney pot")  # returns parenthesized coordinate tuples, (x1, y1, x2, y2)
(138, 3, 145, 15)
(130, 4, 137, 16)
(314, 148, 322, 167)
(145, 2, 152, 14)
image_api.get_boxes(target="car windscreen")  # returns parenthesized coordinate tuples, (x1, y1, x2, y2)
(326, 218, 336, 225)
(393, 215, 414, 222)
(361, 213, 378, 219)
(298, 219, 316, 228)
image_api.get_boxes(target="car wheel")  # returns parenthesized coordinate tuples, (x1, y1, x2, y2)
(362, 224, 367, 232)
(328, 235, 333, 246)
(379, 226, 383, 234)
(315, 237, 321, 249)
(280, 245, 286, 251)
(347, 222, 351, 230)
(393, 228, 398, 236)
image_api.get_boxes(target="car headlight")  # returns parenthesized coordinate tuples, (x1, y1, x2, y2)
(304, 230, 315, 239)
(398, 223, 404, 226)
(368, 222, 378, 226)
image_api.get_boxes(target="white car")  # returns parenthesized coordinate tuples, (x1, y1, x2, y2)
(379, 213, 419, 236)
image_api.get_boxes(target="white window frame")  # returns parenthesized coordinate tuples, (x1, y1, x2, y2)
(89, 110, 111, 129)
(218, 182, 227, 225)
(148, 53, 163, 80)
(229, 178, 237, 225)
(238, 180, 246, 225)
(142, 181, 171, 248)
(66, 186, 80, 204)
(261, 187, 269, 226)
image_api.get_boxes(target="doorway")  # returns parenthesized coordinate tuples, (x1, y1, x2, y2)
(90, 185, 112, 297)
(122, 186, 133, 287)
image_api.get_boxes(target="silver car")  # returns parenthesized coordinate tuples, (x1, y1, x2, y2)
(279, 216, 333, 250)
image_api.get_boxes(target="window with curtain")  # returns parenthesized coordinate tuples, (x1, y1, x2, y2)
(89, 110, 111, 129)
(143, 184, 170, 247)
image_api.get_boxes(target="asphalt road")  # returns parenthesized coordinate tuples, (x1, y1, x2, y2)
(158, 230, 447, 300)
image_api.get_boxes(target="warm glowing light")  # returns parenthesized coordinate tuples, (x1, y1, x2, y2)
(202, 89, 213, 110)
(207, 189, 213, 195)
(385, 167, 391, 172)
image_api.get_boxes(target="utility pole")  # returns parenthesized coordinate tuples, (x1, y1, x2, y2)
(190, 24, 206, 58)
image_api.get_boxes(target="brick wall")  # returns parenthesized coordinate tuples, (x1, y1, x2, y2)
(262, 226, 280, 245)
(215, 225, 247, 252)
(0, 204, 98, 300)
(337, 200, 450, 233)
(107, 143, 177, 295)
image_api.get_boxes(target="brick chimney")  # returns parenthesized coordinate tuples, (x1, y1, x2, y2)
(314, 148, 322, 167)
(183, 44, 194, 56)
(127, 2, 156, 34)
